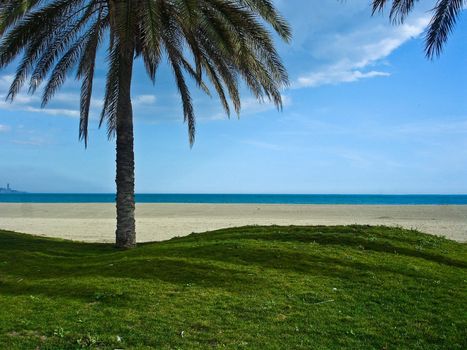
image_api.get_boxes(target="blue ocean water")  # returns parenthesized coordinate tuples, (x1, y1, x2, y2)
(0, 193, 466, 205)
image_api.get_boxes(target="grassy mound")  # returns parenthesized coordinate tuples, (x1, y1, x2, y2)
(0, 225, 465, 349)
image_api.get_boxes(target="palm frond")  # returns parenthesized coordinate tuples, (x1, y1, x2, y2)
(76, 8, 108, 147)
(426, 0, 465, 58)
(29, 2, 105, 94)
(372, 0, 465, 58)
(238, 0, 292, 41)
(139, 0, 163, 82)
(159, 0, 196, 145)
(0, 0, 84, 69)
(201, 0, 288, 106)
(170, 55, 196, 146)
(41, 35, 87, 106)
(372, 0, 418, 23)
(0, 0, 94, 101)
(0, 0, 291, 147)
(100, 36, 120, 139)
(0, 0, 43, 34)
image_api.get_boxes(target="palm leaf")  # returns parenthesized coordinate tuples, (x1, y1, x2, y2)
(372, 0, 466, 58)
(425, 0, 465, 58)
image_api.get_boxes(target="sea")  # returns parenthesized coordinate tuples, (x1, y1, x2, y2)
(0, 193, 466, 205)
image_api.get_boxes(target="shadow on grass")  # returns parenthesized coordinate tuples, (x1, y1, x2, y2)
(0, 256, 259, 303)
(0, 230, 114, 256)
(0, 226, 465, 305)
(157, 242, 448, 281)
(179, 225, 466, 269)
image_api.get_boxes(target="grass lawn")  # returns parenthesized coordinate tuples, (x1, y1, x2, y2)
(0, 225, 465, 349)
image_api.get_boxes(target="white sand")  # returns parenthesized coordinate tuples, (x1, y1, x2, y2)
(0, 203, 466, 243)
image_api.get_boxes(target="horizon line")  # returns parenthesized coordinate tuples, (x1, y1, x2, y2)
(2, 192, 467, 196)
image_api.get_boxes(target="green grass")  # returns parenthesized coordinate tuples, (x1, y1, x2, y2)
(0, 225, 465, 349)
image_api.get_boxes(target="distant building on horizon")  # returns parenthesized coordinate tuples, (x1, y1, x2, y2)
(0, 183, 25, 194)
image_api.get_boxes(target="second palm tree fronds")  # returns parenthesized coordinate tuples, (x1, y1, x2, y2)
(372, 0, 465, 57)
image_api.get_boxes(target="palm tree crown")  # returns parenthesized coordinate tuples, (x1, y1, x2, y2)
(0, 0, 291, 145)
(0, 0, 290, 248)
(372, 0, 466, 58)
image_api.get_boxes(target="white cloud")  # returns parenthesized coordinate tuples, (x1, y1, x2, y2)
(0, 83, 157, 119)
(0, 99, 79, 118)
(387, 118, 467, 136)
(0, 124, 11, 132)
(15, 94, 40, 104)
(0, 74, 14, 90)
(24, 106, 79, 118)
(52, 92, 79, 103)
(241, 140, 283, 151)
(329, 147, 404, 169)
(0, 88, 83, 118)
(133, 94, 156, 105)
(199, 112, 226, 121)
(241, 94, 292, 115)
(296, 69, 390, 88)
(287, 2, 431, 88)
(12, 138, 48, 146)
(201, 94, 292, 121)
(58, 94, 152, 110)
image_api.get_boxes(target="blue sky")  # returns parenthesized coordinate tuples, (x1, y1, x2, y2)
(0, 0, 466, 194)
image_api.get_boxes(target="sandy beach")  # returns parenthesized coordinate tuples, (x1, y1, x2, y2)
(0, 203, 466, 243)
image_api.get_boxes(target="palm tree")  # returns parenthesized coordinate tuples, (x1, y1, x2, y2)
(372, 0, 465, 57)
(0, 0, 290, 248)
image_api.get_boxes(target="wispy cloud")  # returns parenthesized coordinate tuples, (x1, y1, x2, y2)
(296, 69, 390, 88)
(241, 140, 284, 151)
(0, 98, 79, 118)
(292, 10, 430, 88)
(387, 118, 467, 136)
(0, 124, 11, 132)
(0, 76, 81, 118)
(133, 94, 156, 106)
(327, 147, 404, 169)
(199, 94, 292, 122)
(0, 74, 13, 89)
(12, 138, 48, 146)
(242, 94, 292, 114)
(23, 106, 80, 118)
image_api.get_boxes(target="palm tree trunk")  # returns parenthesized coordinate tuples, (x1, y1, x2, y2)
(115, 44, 136, 249)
